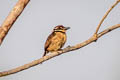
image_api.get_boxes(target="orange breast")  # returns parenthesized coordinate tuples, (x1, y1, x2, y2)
(47, 32, 66, 52)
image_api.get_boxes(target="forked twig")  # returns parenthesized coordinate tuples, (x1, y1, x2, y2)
(0, 24, 120, 77)
(93, 0, 120, 40)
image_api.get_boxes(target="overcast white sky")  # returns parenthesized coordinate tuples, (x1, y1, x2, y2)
(0, 0, 120, 80)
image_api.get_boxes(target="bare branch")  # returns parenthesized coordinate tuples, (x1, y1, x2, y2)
(0, 0, 30, 45)
(0, 24, 119, 77)
(94, 0, 119, 35)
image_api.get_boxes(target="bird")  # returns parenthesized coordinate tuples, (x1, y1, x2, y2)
(43, 25, 70, 57)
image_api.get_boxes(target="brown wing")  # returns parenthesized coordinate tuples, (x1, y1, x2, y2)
(43, 32, 54, 57)
(44, 32, 55, 51)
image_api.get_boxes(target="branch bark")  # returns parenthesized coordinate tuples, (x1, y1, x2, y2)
(0, 0, 30, 45)
(0, 24, 119, 77)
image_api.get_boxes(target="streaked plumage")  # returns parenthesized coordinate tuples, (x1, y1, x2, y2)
(43, 25, 70, 57)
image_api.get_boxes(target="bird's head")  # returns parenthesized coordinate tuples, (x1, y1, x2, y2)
(53, 25, 70, 33)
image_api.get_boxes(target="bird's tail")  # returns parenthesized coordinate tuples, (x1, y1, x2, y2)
(43, 51, 47, 57)
(41, 51, 47, 64)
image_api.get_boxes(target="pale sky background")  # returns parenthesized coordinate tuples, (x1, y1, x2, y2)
(0, 0, 120, 80)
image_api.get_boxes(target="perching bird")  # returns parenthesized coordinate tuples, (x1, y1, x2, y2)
(43, 25, 70, 57)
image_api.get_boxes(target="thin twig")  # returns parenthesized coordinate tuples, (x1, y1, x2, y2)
(0, 24, 120, 77)
(94, 0, 119, 35)
(0, 0, 30, 45)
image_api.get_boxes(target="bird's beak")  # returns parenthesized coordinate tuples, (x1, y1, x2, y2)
(65, 27, 70, 30)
